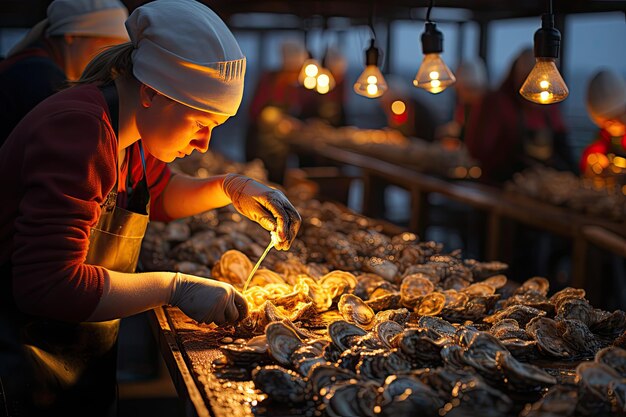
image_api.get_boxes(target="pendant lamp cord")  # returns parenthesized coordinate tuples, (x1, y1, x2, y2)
(303, 20, 309, 51)
(426, 0, 434, 23)
(368, 0, 377, 40)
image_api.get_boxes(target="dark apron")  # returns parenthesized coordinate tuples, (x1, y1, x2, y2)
(0, 83, 150, 417)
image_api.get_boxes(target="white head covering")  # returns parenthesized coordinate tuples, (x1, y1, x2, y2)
(586, 69, 626, 122)
(8, 0, 128, 56)
(281, 41, 307, 72)
(456, 59, 487, 90)
(324, 46, 347, 79)
(126, 0, 246, 116)
(46, 0, 129, 39)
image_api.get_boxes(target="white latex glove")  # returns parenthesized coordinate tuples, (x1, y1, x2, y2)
(222, 173, 301, 250)
(170, 273, 248, 325)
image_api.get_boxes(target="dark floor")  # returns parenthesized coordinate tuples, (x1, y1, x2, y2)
(117, 313, 184, 417)
(118, 364, 184, 417)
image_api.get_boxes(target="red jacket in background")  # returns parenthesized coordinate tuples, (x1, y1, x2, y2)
(464, 69, 572, 184)
(579, 128, 626, 173)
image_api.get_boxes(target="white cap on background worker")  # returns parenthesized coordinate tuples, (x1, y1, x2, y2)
(9, 0, 129, 56)
(455, 58, 488, 102)
(586, 69, 626, 135)
(280, 40, 307, 72)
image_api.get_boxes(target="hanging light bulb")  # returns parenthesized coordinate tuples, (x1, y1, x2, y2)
(298, 51, 321, 90)
(519, 8, 569, 104)
(315, 67, 335, 95)
(315, 48, 336, 95)
(413, 22, 455, 94)
(519, 58, 568, 104)
(354, 39, 388, 98)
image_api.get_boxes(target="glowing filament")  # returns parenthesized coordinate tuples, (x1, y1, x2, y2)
(539, 91, 552, 103)
(316, 84, 330, 94)
(317, 73, 330, 87)
(305, 64, 318, 77)
(303, 76, 316, 89)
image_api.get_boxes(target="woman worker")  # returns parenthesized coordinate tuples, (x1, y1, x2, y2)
(464, 48, 577, 184)
(0, 0, 130, 145)
(0, 0, 301, 416)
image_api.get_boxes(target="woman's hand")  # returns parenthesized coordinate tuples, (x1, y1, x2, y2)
(222, 174, 301, 250)
(169, 273, 248, 325)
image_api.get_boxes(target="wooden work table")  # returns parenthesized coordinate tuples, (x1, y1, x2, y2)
(149, 305, 581, 417)
(150, 306, 307, 417)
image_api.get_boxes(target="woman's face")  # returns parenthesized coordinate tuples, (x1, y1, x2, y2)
(136, 86, 230, 162)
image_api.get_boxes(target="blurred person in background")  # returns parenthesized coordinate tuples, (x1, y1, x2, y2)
(0, 0, 130, 145)
(0, 1, 300, 416)
(378, 74, 438, 142)
(579, 69, 626, 312)
(437, 58, 489, 145)
(364, 75, 439, 223)
(245, 40, 311, 183)
(464, 48, 577, 185)
(580, 69, 626, 179)
(296, 45, 351, 177)
(303, 45, 349, 127)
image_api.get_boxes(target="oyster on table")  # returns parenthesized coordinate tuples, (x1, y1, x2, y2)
(495, 350, 556, 391)
(328, 320, 368, 352)
(251, 364, 307, 404)
(210, 249, 252, 289)
(379, 374, 445, 417)
(318, 270, 357, 302)
(526, 317, 574, 359)
(596, 346, 626, 377)
(338, 294, 376, 329)
(400, 274, 435, 308)
(290, 339, 328, 377)
(220, 334, 269, 366)
(308, 363, 358, 397)
(322, 379, 380, 417)
(415, 292, 446, 316)
(265, 321, 304, 366)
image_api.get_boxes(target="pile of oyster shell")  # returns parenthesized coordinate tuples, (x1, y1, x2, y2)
(141, 197, 507, 284)
(209, 246, 626, 417)
(506, 165, 626, 221)
(271, 111, 480, 179)
(140, 185, 626, 416)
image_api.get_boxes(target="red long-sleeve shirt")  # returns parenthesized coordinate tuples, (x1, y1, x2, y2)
(464, 87, 568, 184)
(579, 128, 626, 173)
(0, 84, 172, 321)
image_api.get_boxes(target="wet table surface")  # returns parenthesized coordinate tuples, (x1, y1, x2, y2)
(150, 306, 583, 417)
(151, 306, 313, 417)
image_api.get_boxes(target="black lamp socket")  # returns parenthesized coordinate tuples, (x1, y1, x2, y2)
(365, 39, 379, 66)
(534, 13, 561, 59)
(421, 22, 443, 55)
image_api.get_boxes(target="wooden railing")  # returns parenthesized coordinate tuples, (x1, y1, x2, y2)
(287, 139, 626, 294)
